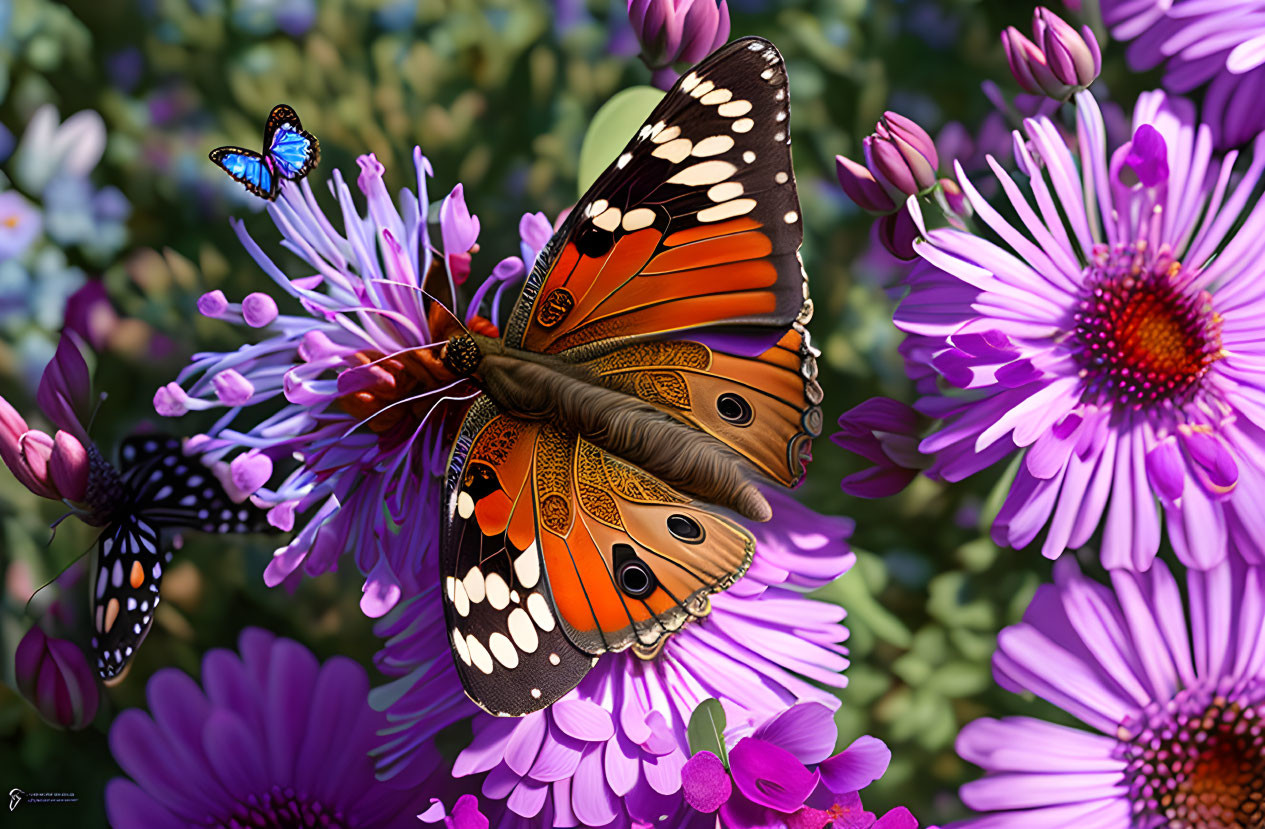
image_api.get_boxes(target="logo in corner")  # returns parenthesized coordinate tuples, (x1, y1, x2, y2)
(9, 789, 23, 812)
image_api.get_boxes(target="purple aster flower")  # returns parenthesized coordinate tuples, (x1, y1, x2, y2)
(679, 702, 915, 829)
(0, 190, 42, 261)
(1098, 0, 1265, 148)
(955, 554, 1265, 826)
(157, 150, 530, 617)
(894, 89, 1265, 571)
(371, 491, 854, 826)
(106, 627, 430, 828)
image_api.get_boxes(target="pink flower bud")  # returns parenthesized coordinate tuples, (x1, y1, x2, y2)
(49, 431, 89, 502)
(835, 155, 898, 214)
(14, 626, 100, 730)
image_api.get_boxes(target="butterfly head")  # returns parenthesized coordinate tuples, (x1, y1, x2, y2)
(441, 334, 484, 377)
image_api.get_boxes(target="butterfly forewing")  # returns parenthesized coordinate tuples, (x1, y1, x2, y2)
(91, 435, 272, 683)
(263, 104, 320, 179)
(504, 37, 806, 359)
(208, 148, 277, 199)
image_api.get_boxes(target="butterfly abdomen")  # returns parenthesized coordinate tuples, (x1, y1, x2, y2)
(470, 335, 771, 522)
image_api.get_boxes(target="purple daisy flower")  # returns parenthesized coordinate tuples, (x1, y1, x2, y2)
(371, 490, 854, 826)
(955, 553, 1265, 826)
(106, 627, 430, 828)
(893, 88, 1265, 571)
(156, 151, 547, 617)
(679, 702, 916, 829)
(1098, 0, 1265, 148)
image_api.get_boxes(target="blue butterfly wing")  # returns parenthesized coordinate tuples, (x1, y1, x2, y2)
(263, 105, 320, 180)
(209, 147, 277, 199)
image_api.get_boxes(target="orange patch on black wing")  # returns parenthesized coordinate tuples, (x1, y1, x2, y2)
(664, 217, 763, 247)
(129, 560, 145, 589)
(552, 290, 779, 353)
(643, 230, 773, 274)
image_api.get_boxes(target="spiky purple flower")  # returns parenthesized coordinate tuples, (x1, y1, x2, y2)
(156, 152, 544, 617)
(892, 89, 1265, 571)
(956, 554, 1265, 826)
(371, 491, 854, 827)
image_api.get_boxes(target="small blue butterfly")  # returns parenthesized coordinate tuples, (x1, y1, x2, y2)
(209, 104, 320, 200)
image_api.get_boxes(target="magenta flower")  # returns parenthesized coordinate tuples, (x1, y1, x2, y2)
(1098, 0, 1265, 148)
(106, 628, 430, 828)
(627, 0, 730, 90)
(14, 625, 99, 730)
(372, 491, 854, 826)
(894, 89, 1265, 571)
(956, 554, 1265, 826)
(157, 151, 539, 617)
(418, 794, 490, 829)
(679, 702, 913, 829)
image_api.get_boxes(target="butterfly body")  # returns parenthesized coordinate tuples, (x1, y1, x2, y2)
(89, 435, 272, 684)
(437, 37, 820, 716)
(209, 105, 319, 200)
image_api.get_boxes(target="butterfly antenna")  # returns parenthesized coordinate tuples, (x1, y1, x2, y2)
(87, 391, 108, 434)
(22, 536, 95, 619)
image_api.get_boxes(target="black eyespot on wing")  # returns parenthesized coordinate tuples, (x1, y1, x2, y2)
(666, 513, 705, 543)
(613, 543, 659, 598)
(716, 392, 754, 426)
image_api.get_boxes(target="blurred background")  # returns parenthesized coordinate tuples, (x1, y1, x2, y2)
(0, 0, 1154, 823)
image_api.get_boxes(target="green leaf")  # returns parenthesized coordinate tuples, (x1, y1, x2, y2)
(576, 85, 664, 197)
(686, 697, 728, 767)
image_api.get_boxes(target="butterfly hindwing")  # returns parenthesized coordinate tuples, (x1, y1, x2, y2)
(262, 104, 319, 180)
(91, 435, 273, 683)
(441, 398, 753, 715)
(441, 398, 593, 716)
(503, 37, 805, 359)
(91, 516, 167, 685)
(208, 147, 277, 199)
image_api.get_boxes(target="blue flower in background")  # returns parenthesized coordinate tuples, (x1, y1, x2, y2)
(0, 191, 41, 261)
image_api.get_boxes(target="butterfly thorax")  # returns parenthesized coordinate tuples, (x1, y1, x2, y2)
(82, 444, 128, 527)
(450, 331, 772, 523)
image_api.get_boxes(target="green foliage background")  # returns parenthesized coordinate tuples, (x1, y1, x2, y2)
(0, 0, 1155, 824)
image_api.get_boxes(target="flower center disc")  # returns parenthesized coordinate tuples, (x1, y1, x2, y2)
(215, 784, 350, 829)
(1073, 244, 1221, 408)
(1121, 692, 1265, 827)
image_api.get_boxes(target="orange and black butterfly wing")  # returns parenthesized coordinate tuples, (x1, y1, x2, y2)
(440, 398, 593, 716)
(503, 36, 806, 359)
(441, 398, 754, 715)
(586, 326, 821, 488)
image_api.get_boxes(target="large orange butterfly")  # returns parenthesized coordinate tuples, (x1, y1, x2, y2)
(437, 37, 820, 716)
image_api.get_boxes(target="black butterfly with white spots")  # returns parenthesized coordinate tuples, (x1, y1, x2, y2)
(90, 434, 273, 684)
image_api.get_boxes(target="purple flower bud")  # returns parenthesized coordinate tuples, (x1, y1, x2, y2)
(939, 177, 968, 215)
(229, 450, 272, 498)
(1036, 8, 1100, 89)
(876, 206, 919, 260)
(36, 334, 93, 443)
(14, 626, 100, 730)
(628, 0, 729, 89)
(241, 292, 279, 327)
(835, 155, 898, 214)
(211, 369, 255, 406)
(1002, 8, 1100, 102)
(867, 112, 940, 198)
(197, 289, 229, 318)
(49, 431, 89, 502)
(833, 397, 928, 498)
(440, 184, 480, 258)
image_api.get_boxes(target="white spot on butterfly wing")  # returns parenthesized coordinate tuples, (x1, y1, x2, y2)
(466, 635, 494, 674)
(97, 568, 108, 599)
(485, 572, 510, 610)
(732, 118, 754, 134)
(617, 153, 632, 169)
(651, 138, 692, 163)
(464, 566, 486, 603)
(452, 628, 471, 665)
(784, 211, 799, 224)
(666, 161, 737, 187)
(650, 125, 681, 144)
(531, 688, 542, 699)
(680, 72, 700, 92)
(707, 182, 744, 202)
(592, 207, 622, 231)
(700, 88, 732, 105)
(488, 632, 519, 669)
(776, 171, 789, 184)
(513, 542, 540, 588)
(507, 608, 539, 653)
(689, 79, 715, 98)
(691, 135, 734, 158)
(743, 150, 756, 164)
(457, 491, 475, 519)
(453, 579, 471, 616)
(698, 199, 758, 222)
(549, 653, 560, 665)
(526, 592, 555, 631)
(621, 208, 656, 231)
(718, 100, 752, 117)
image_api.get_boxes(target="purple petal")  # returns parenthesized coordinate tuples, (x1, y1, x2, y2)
(552, 698, 614, 742)
(241, 292, 279, 327)
(1124, 124, 1169, 187)
(818, 735, 891, 794)
(729, 737, 820, 813)
(752, 702, 838, 765)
